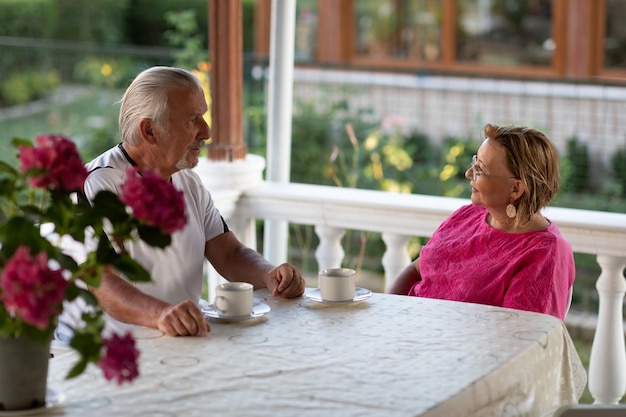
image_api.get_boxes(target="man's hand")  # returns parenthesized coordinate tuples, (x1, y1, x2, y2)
(156, 300, 211, 337)
(266, 263, 306, 298)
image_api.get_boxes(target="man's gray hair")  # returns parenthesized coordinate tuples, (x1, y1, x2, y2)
(119, 66, 203, 145)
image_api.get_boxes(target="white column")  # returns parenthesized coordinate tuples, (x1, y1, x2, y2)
(194, 154, 266, 192)
(588, 255, 626, 404)
(314, 225, 346, 270)
(264, 0, 296, 265)
(194, 155, 266, 301)
(381, 233, 412, 292)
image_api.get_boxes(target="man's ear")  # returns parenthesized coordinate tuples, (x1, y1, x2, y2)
(138, 118, 158, 144)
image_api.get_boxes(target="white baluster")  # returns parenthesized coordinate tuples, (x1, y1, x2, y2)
(381, 233, 412, 292)
(314, 225, 346, 270)
(588, 255, 626, 404)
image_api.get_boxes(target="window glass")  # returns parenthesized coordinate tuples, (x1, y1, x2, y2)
(355, 0, 443, 61)
(295, 0, 318, 62)
(604, 0, 626, 69)
(456, 0, 553, 66)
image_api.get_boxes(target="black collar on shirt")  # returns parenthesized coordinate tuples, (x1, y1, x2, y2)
(118, 143, 137, 167)
(118, 143, 174, 183)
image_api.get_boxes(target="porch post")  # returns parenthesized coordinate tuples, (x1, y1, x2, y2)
(207, 0, 247, 161)
(198, 0, 266, 298)
(199, 0, 265, 194)
(263, 0, 296, 265)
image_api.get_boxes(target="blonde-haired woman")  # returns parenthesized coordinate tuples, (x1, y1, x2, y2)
(388, 124, 574, 320)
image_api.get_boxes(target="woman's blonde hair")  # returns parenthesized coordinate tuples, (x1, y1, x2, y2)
(483, 123, 560, 227)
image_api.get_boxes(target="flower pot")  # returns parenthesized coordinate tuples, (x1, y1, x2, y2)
(0, 336, 50, 411)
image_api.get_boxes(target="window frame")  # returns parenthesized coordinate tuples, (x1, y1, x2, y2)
(253, 0, 626, 84)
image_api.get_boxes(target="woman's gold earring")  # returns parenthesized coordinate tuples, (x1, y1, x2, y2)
(506, 203, 517, 218)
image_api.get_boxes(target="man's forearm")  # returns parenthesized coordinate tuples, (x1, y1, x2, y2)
(91, 268, 170, 328)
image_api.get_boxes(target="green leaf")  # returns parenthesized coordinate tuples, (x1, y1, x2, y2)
(113, 254, 152, 282)
(95, 231, 118, 264)
(11, 137, 32, 148)
(54, 249, 80, 271)
(81, 310, 105, 335)
(77, 288, 99, 306)
(11, 137, 33, 149)
(73, 254, 103, 289)
(18, 204, 45, 223)
(0, 161, 18, 177)
(67, 313, 105, 372)
(46, 192, 76, 232)
(137, 224, 171, 248)
(66, 360, 88, 379)
(64, 283, 99, 306)
(0, 307, 15, 336)
(21, 325, 54, 344)
(63, 282, 83, 302)
(0, 216, 47, 255)
(69, 333, 101, 359)
(91, 190, 129, 223)
(68, 202, 96, 242)
(62, 283, 97, 305)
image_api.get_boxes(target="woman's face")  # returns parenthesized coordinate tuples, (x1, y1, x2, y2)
(465, 138, 517, 212)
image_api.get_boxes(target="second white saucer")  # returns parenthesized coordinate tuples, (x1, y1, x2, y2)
(304, 287, 373, 304)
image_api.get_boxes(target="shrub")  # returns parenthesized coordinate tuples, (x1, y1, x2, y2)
(73, 57, 136, 89)
(564, 136, 590, 193)
(437, 135, 480, 198)
(0, 70, 60, 106)
(52, 0, 130, 44)
(125, 0, 207, 47)
(612, 146, 626, 196)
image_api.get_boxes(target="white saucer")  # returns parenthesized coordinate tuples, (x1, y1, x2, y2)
(304, 287, 373, 304)
(201, 303, 271, 322)
(0, 388, 65, 416)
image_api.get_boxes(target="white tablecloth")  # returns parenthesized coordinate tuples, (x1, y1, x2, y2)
(48, 289, 586, 417)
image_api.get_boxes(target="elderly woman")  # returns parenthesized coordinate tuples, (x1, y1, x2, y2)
(388, 124, 574, 320)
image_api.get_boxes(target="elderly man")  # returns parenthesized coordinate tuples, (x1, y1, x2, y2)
(57, 66, 305, 339)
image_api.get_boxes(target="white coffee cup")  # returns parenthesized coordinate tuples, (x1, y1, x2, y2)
(319, 268, 356, 302)
(214, 282, 254, 317)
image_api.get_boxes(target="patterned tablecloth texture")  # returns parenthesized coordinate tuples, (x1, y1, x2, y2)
(48, 288, 586, 417)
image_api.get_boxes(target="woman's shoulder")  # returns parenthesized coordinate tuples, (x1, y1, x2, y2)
(437, 204, 486, 232)
(543, 221, 572, 249)
(449, 204, 486, 220)
(509, 221, 571, 257)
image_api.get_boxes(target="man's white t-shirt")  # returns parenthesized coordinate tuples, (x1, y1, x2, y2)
(56, 144, 228, 339)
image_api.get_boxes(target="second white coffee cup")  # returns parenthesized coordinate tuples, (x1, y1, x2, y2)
(214, 282, 254, 317)
(319, 268, 356, 302)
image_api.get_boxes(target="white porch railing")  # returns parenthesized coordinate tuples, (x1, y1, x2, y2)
(212, 181, 626, 405)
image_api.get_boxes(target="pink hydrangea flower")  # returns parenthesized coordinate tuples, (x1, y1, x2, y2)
(18, 134, 88, 192)
(119, 168, 187, 234)
(0, 246, 68, 330)
(100, 333, 140, 385)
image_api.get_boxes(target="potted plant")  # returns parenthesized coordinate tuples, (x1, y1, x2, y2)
(0, 134, 187, 411)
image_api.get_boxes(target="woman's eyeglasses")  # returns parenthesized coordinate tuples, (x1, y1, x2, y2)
(469, 155, 517, 181)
